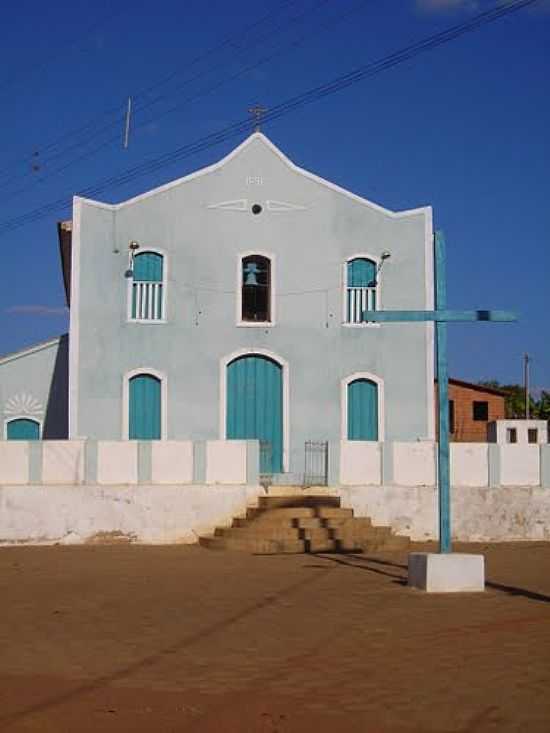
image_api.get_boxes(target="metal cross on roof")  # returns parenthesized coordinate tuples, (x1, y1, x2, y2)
(248, 104, 268, 132)
(364, 231, 517, 554)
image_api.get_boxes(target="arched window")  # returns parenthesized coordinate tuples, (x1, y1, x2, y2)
(346, 257, 377, 324)
(347, 378, 379, 441)
(6, 418, 40, 440)
(241, 254, 271, 323)
(130, 251, 165, 321)
(128, 373, 162, 439)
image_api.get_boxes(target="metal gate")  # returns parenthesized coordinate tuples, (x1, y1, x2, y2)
(303, 441, 328, 487)
(259, 441, 273, 486)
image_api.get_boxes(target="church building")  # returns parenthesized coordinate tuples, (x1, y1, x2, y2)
(0, 133, 435, 478)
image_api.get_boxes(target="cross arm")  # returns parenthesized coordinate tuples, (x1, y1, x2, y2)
(362, 309, 517, 323)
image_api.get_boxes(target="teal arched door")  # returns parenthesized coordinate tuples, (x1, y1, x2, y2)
(347, 379, 379, 441)
(129, 373, 161, 439)
(226, 355, 283, 473)
(6, 418, 40, 440)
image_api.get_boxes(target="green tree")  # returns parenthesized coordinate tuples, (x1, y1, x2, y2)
(478, 381, 537, 419)
(537, 390, 550, 421)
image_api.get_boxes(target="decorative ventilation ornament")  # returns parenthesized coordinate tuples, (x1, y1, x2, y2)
(207, 199, 248, 211)
(4, 393, 44, 416)
(266, 200, 306, 212)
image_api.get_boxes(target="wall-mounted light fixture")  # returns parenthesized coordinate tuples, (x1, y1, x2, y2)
(125, 240, 140, 278)
(368, 250, 392, 287)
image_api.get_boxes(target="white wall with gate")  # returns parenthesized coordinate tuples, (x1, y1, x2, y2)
(1, 438, 549, 545)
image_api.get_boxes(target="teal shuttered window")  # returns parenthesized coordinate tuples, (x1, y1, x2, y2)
(347, 379, 379, 441)
(129, 374, 162, 439)
(226, 355, 283, 473)
(346, 258, 377, 323)
(6, 418, 40, 440)
(131, 252, 165, 321)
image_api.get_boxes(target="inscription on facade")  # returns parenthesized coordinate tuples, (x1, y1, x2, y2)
(246, 176, 263, 186)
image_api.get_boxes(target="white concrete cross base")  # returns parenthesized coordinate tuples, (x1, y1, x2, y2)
(408, 552, 485, 593)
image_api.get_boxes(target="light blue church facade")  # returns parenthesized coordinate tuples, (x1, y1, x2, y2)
(0, 133, 435, 477)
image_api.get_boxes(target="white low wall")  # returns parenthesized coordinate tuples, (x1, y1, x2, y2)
(97, 441, 138, 485)
(340, 441, 381, 485)
(1, 440, 549, 545)
(151, 441, 193, 484)
(2, 439, 548, 489)
(450, 444, 488, 487)
(206, 440, 247, 484)
(0, 484, 264, 545)
(0, 440, 254, 486)
(338, 441, 548, 489)
(499, 445, 540, 487)
(42, 441, 85, 484)
(339, 485, 550, 542)
(0, 442, 29, 484)
(1, 481, 548, 545)
(392, 442, 436, 486)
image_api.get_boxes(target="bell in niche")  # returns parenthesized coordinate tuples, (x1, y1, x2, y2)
(243, 262, 261, 286)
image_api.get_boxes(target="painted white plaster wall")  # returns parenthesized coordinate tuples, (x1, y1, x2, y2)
(450, 444, 488, 487)
(97, 441, 138, 485)
(42, 441, 85, 484)
(0, 442, 29, 484)
(499, 445, 540, 487)
(338, 485, 550, 542)
(340, 441, 381, 485)
(151, 441, 193, 484)
(1, 482, 548, 545)
(206, 440, 247, 484)
(392, 442, 436, 486)
(0, 484, 263, 544)
(339, 485, 438, 540)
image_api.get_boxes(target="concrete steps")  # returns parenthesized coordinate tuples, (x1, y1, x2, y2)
(199, 494, 411, 554)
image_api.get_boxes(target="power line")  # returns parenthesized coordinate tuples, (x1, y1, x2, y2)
(0, 0, 299, 189)
(0, 0, 319, 193)
(0, 0, 539, 236)
(0, 4, 127, 185)
(126, 0, 333, 128)
(0, 0, 356, 201)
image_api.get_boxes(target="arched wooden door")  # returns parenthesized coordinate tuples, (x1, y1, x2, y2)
(226, 355, 283, 473)
(347, 378, 379, 440)
(129, 373, 161, 439)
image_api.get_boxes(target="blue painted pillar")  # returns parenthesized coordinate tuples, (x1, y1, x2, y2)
(435, 231, 451, 553)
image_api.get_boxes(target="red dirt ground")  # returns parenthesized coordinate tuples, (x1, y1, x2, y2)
(0, 542, 549, 732)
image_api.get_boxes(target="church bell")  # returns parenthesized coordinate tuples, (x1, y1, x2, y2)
(244, 262, 260, 286)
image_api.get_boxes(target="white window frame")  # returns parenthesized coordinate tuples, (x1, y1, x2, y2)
(122, 367, 168, 440)
(236, 251, 276, 327)
(219, 347, 289, 472)
(127, 247, 168, 324)
(342, 253, 381, 328)
(4, 415, 42, 440)
(341, 372, 384, 442)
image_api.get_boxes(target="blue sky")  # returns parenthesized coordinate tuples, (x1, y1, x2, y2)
(1, 0, 548, 390)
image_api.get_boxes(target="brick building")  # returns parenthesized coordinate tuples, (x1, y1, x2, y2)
(435, 378, 506, 442)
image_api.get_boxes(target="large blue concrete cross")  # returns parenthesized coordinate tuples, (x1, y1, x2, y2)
(364, 232, 517, 553)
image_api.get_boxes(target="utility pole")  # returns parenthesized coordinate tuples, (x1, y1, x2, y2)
(524, 353, 530, 419)
(123, 97, 132, 149)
